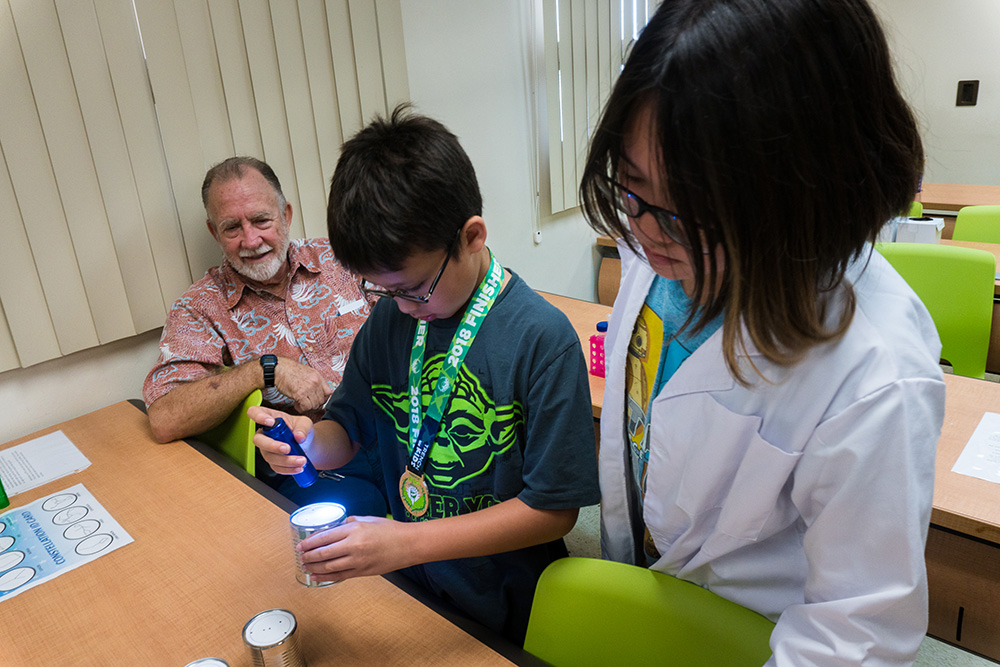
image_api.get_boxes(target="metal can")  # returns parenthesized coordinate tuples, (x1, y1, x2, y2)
(183, 660, 229, 667)
(242, 608, 305, 667)
(289, 502, 346, 587)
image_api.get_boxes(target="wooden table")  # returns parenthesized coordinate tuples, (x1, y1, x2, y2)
(540, 292, 608, 418)
(1, 402, 519, 666)
(927, 374, 1000, 659)
(918, 182, 1000, 212)
(539, 289, 1000, 660)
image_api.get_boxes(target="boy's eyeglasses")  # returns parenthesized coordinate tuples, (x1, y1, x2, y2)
(597, 178, 695, 250)
(359, 228, 461, 303)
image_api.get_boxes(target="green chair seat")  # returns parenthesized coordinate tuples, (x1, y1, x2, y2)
(876, 243, 994, 379)
(952, 205, 1000, 244)
(197, 389, 262, 475)
(524, 557, 774, 667)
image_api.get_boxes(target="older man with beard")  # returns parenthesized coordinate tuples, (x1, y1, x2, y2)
(143, 157, 385, 513)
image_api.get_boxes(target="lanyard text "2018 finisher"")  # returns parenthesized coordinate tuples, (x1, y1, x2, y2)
(399, 253, 505, 518)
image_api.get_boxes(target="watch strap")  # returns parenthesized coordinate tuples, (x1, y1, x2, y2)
(260, 354, 277, 388)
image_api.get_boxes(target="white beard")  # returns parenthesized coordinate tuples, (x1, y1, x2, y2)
(229, 236, 290, 283)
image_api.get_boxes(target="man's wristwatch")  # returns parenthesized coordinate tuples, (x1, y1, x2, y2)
(260, 354, 277, 388)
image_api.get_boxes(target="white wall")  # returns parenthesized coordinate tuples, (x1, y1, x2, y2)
(399, 0, 600, 301)
(0, 331, 161, 443)
(872, 0, 1000, 185)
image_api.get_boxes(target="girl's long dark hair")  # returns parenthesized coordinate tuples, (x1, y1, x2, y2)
(581, 0, 923, 383)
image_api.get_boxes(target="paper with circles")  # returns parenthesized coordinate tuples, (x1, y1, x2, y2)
(0, 484, 133, 602)
(952, 412, 1000, 483)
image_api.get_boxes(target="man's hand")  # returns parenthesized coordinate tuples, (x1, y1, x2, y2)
(273, 357, 334, 413)
(249, 406, 315, 475)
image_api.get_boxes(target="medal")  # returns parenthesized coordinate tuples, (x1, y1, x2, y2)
(400, 252, 504, 518)
(398, 467, 429, 518)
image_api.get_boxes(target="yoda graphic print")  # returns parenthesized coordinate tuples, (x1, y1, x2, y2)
(372, 352, 524, 518)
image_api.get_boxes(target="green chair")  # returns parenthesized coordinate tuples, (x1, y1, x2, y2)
(952, 205, 1000, 244)
(197, 389, 262, 475)
(876, 243, 995, 379)
(524, 557, 775, 667)
(908, 201, 923, 217)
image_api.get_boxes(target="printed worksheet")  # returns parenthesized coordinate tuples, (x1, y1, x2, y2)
(0, 484, 133, 602)
(952, 412, 1000, 483)
(0, 431, 91, 496)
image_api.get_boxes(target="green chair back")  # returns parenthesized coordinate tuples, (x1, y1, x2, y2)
(197, 389, 262, 475)
(953, 205, 1000, 244)
(876, 243, 995, 379)
(908, 201, 923, 217)
(524, 557, 775, 667)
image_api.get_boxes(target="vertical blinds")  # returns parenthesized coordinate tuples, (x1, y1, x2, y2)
(542, 0, 657, 214)
(0, 0, 408, 371)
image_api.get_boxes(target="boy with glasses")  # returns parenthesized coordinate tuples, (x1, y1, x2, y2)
(250, 106, 599, 645)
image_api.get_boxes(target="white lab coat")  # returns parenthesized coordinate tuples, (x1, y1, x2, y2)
(600, 243, 945, 666)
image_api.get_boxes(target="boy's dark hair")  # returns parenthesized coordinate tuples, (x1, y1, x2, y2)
(327, 105, 483, 274)
(580, 0, 923, 382)
(202, 156, 285, 212)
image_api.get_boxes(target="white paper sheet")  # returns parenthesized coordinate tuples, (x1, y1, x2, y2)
(0, 431, 91, 497)
(951, 412, 1000, 483)
(0, 483, 133, 602)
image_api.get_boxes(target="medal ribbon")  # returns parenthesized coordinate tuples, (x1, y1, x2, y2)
(407, 252, 504, 475)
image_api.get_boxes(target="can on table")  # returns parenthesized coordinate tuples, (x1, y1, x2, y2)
(289, 502, 346, 587)
(242, 608, 305, 667)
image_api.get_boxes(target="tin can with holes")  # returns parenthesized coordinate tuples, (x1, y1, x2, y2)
(289, 502, 346, 587)
(242, 608, 306, 667)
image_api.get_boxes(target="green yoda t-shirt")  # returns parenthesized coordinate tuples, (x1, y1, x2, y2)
(324, 270, 600, 645)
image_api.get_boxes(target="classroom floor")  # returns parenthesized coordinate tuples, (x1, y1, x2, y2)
(563, 505, 998, 666)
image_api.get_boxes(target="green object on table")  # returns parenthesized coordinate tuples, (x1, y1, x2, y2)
(0, 472, 9, 509)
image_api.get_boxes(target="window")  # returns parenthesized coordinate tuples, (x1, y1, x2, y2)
(0, 0, 408, 371)
(540, 0, 658, 214)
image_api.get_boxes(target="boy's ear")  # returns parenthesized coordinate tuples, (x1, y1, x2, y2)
(460, 216, 487, 254)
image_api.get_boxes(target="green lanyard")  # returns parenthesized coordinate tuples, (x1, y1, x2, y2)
(399, 253, 504, 517)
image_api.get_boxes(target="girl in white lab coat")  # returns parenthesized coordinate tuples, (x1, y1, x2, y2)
(579, 0, 946, 664)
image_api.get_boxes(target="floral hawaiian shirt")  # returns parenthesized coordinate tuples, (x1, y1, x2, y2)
(143, 238, 374, 421)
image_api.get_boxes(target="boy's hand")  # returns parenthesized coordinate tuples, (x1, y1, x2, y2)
(248, 406, 314, 475)
(297, 516, 415, 582)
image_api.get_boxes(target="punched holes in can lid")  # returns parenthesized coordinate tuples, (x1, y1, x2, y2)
(243, 608, 297, 649)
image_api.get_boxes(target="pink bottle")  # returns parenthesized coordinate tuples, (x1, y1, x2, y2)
(589, 321, 608, 377)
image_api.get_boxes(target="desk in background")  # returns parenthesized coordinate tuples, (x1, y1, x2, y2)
(541, 289, 1000, 661)
(2, 402, 520, 666)
(918, 182, 1000, 213)
(540, 291, 608, 419)
(928, 374, 1000, 659)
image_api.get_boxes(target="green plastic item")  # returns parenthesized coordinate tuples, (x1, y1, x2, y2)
(876, 242, 995, 379)
(524, 557, 775, 667)
(908, 201, 923, 217)
(197, 389, 263, 475)
(952, 205, 1000, 244)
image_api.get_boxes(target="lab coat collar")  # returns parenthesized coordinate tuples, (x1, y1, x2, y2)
(617, 242, 766, 400)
